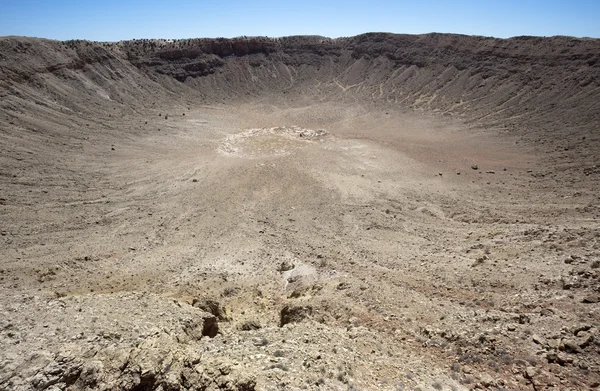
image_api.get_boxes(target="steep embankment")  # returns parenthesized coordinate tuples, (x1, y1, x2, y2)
(126, 34, 600, 138)
(2, 33, 600, 160)
(1, 34, 600, 391)
(131, 33, 600, 179)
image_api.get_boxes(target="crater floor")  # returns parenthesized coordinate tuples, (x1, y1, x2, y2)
(1, 34, 599, 391)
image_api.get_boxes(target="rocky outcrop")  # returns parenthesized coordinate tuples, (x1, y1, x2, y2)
(8, 332, 257, 391)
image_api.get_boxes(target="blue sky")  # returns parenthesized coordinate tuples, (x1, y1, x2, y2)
(1, 0, 599, 41)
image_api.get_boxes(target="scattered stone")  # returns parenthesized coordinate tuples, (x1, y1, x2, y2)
(472, 255, 487, 266)
(546, 352, 573, 365)
(479, 373, 496, 387)
(192, 298, 230, 321)
(3, 37, 600, 391)
(525, 366, 537, 380)
(572, 324, 592, 335)
(253, 337, 269, 346)
(532, 334, 545, 345)
(518, 314, 530, 324)
(288, 287, 308, 298)
(278, 260, 295, 272)
(559, 338, 581, 353)
(280, 305, 312, 327)
(561, 276, 580, 290)
(182, 316, 219, 339)
(582, 294, 600, 304)
(574, 332, 594, 348)
(239, 320, 261, 331)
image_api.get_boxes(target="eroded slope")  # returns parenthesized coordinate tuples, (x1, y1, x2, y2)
(0, 34, 599, 391)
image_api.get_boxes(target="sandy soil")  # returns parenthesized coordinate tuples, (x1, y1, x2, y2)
(1, 34, 599, 391)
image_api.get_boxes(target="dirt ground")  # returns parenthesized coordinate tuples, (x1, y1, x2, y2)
(1, 35, 599, 391)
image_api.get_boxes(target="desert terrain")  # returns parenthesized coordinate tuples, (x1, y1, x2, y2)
(0, 33, 599, 390)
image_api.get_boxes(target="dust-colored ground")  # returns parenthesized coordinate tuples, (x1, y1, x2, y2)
(1, 34, 599, 391)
